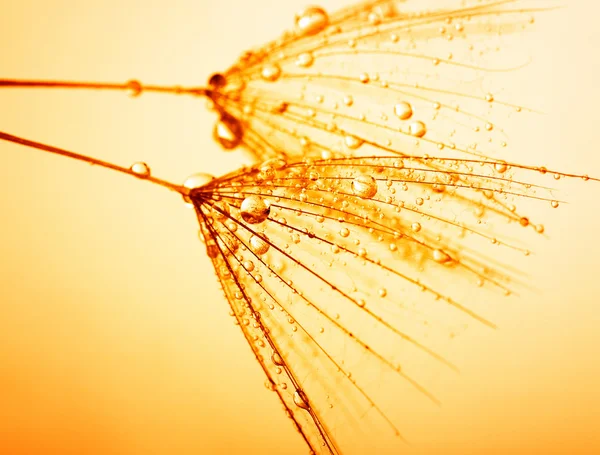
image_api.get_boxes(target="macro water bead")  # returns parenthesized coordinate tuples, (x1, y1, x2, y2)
(240, 195, 271, 224)
(351, 175, 378, 198)
(294, 6, 328, 36)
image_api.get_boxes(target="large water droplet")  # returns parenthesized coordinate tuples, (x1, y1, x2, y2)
(183, 173, 214, 191)
(293, 389, 310, 410)
(351, 175, 378, 198)
(130, 161, 151, 178)
(249, 234, 270, 255)
(182, 172, 214, 204)
(214, 115, 243, 150)
(261, 64, 282, 82)
(394, 102, 413, 120)
(241, 195, 271, 224)
(295, 6, 328, 36)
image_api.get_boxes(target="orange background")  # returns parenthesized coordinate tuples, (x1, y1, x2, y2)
(1, 1, 599, 454)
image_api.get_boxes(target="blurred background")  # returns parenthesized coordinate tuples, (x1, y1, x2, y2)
(0, 1, 599, 454)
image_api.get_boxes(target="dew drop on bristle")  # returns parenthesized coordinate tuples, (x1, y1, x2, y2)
(351, 175, 378, 198)
(213, 115, 243, 150)
(295, 6, 328, 36)
(344, 135, 364, 150)
(409, 121, 427, 138)
(394, 102, 413, 120)
(249, 234, 270, 255)
(183, 172, 214, 190)
(495, 161, 509, 173)
(240, 195, 271, 224)
(271, 352, 284, 366)
(126, 79, 142, 97)
(208, 72, 227, 88)
(293, 389, 310, 410)
(182, 172, 214, 203)
(261, 63, 282, 82)
(130, 161, 150, 178)
(433, 249, 452, 264)
(295, 52, 315, 68)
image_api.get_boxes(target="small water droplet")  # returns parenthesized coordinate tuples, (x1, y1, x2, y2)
(249, 234, 270, 255)
(240, 195, 271, 224)
(411, 222, 422, 232)
(295, 52, 314, 68)
(293, 389, 310, 410)
(261, 64, 282, 82)
(271, 352, 284, 366)
(351, 175, 378, 198)
(359, 72, 370, 83)
(214, 115, 243, 150)
(433, 249, 452, 264)
(551, 200, 559, 208)
(378, 288, 387, 297)
(344, 135, 364, 150)
(130, 161, 150, 178)
(409, 121, 427, 137)
(343, 95, 354, 106)
(126, 79, 142, 97)
(494, 161, 508, 173)
(393, 102, 413, 120)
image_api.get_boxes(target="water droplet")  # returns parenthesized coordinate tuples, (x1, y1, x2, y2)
(130, 161, 150, 178)
(351, 175, 378, 198)
(394, 102, 413, 120)
(344, 135, 364, 150)
(519, 217, 530, 227)
(409, 121, 427, 137)
(249, 234, 270, 255)
(433, 249, 452, 264)
(359, 72, 370, 83)
(295, 6, 329, 36)
(378, 288, 387, 297)
(182, 172, 214, 204)
(411, 222, 422, 232)
(243, 260, 255, 272)
(295, 52, 314, 68)
(343, 95, 354, 106)
(208, 73, 227, 88)
(494, 161, 508, 173)
(213, 115, 243, 150)
(261, 64, 282, 82)
(339, 228, 350, 238)
(126, 79, 142, 97)
(293, 389, 310, 410)
(271, 352, 284, 366)
(240, 195, 271, 224)
(551, 200, 559, 208)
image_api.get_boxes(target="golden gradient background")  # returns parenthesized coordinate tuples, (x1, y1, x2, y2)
(1, 1, 599, 454)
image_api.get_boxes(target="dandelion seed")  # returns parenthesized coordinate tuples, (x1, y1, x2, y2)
(0, 1, 591, 454)
(2, 129, 596, 453)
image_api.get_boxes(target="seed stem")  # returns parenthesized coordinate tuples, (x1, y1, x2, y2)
(0, 131, 184, 194)
(0, 79, 208, 97)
